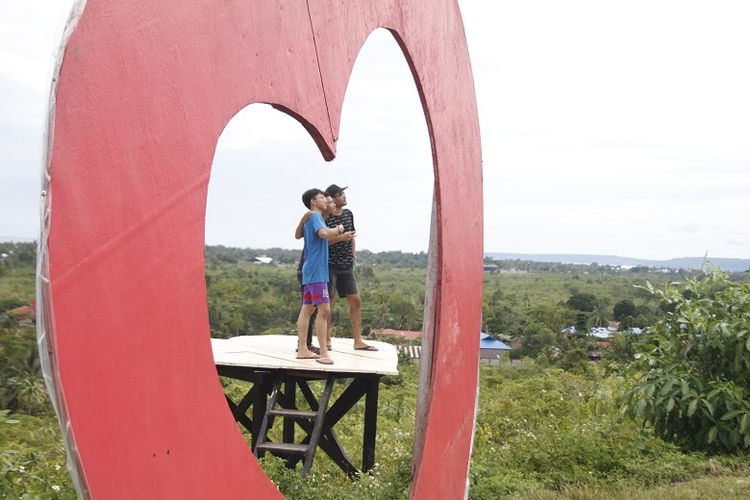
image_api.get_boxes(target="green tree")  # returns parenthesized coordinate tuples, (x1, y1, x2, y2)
(625, 270, 750, 451)
(357, 265, 375, 280)
(483, 303, 522, 337)
(526, 303, 573, 333)
(574, 311, 589, 331)
(566, 292, 597, 312)
(386, 292, 418, 330)
(0, 327, 48, 415)
(517, 322, 558, 358)
(613, 299, 636, 321)
(592, 297, 611, 327)
(603, 332, 636, 365)
(556, 337, 590, 374)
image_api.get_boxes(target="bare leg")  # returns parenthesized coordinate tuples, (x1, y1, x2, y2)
(297, 304, 317, 357)
(347, 293, 370, 348)
(307, 306, 317, 349)
(326, 295, 334, 349)
(315, 302, 332, 362)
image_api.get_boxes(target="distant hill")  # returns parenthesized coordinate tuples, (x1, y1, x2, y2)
(485, 252, 750, 273)
(0, 236, 35, 243)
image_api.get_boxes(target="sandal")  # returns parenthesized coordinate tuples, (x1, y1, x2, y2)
(296, 346, 321, 355)
(296, 353, 320, 360)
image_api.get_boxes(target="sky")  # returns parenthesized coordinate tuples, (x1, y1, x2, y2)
(2, 1, 749, 260)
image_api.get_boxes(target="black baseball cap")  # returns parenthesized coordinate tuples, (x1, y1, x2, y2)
(325, 184, 348, 196)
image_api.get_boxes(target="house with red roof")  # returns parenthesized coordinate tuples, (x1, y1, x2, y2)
(7, 300, 36, 325)
(370, 328, 422, 342)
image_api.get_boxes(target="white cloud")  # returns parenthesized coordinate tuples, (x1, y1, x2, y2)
(2, 1, 749, 259)
(206, 28, 433, 253)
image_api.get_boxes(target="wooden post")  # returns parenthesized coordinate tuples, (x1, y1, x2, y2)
(283, 380, 296, 444)
(363, 376, 380, 472)
(251, 375, 269, 450)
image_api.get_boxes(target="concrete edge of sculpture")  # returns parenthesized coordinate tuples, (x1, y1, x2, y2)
(37, 1, 89, 497)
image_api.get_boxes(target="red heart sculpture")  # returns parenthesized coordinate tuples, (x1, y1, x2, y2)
(40, 0, 482, 497)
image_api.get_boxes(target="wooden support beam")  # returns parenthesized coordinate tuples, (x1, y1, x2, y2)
(222, 368, 379, 478)
(363, 377, 380, 472)
(224, 395, 254, 435)
(283, 380, 296, 444)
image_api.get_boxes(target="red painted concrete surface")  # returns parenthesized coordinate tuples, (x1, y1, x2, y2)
(40, 0, 482, 497)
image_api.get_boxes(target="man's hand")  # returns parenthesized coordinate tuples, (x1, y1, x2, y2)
(294, 211, 313, 240)
(339, 230, 355, 242)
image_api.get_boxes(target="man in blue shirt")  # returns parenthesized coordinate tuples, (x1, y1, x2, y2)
(297, 189, 354, 365)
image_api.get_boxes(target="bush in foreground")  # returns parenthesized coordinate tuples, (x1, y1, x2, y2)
(470, 364, 719, 498)
(625, 270, 750, 451)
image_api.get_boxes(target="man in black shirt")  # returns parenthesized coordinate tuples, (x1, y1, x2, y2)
(325, 184, 376, 351)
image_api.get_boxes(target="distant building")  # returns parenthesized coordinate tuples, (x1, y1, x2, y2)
(480, 332, 512, 365)
(397, 344, 422, 363)
(253, 255, 273, 264)
(589, 327, 612, 339)
(587, 340, 612, 361)
(394, 332, 512, 365)
(483, 264, 499, 272)
(370, 329, 421, 341)
(7, 301, 35, 325)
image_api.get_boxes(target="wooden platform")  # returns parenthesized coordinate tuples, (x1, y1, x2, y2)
(211, 335, 399, 376)
(211, 335, 399, 476)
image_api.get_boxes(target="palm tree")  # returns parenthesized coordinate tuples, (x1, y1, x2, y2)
(592, 298, 611, 327)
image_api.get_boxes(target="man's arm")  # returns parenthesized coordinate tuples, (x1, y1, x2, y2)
(317, 224, 355, 241)
(349, 210, 356, 260)
(327, 231, 356, 245)
(294, 211, 312, 240)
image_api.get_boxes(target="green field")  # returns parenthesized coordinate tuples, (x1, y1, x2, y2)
(2, 242, 750, 498)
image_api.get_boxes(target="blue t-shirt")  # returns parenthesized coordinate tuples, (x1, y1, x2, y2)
(301, 212, 329, 284)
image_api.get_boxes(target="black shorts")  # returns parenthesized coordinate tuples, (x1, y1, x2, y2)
(328, 266, 358, 298)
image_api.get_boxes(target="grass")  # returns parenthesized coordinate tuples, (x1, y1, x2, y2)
(4, 363, 750, 499)
(519, 476, 750, 499)
(3, 253, 749, 498)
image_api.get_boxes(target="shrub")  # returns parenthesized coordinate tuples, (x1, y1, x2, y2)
(0, 327, 50, 415)
(0, 412, 75, 498)
(471, 365, 712, 497)
(624, 270, 750, 451)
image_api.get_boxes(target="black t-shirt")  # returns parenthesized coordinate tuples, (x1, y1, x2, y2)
(326, 209, 355, 268)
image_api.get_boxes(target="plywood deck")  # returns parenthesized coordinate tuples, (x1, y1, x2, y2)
(211, 335, 399, 376)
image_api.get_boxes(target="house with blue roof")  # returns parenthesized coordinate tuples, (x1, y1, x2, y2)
(395, 332, 512, 365)
(480, 332, 512, 365)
